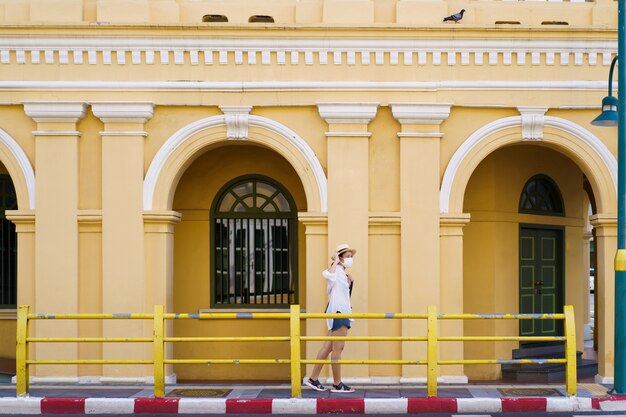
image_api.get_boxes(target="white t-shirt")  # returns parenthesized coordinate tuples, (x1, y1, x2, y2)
(322, 265, 353, 330)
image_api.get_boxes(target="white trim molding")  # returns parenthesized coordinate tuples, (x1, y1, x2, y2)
(91, 102, 155, 124)
(32, 130, 81, 137)
(518, 106, 548, 141)
(440, 115, 617, 214)
(0, 131, 35, 210)
(0, 37, 615, 69)
(143, 114, 328, 212)
(397, 132, 444, 138)
(220, 106, 252, 140)
(23, 101, 86, 123)
(1, 80, 617, 94)
(390, 102, 453, 125)
(317, 102, 379, 124)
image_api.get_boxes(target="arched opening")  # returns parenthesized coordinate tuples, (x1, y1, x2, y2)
(0, 172, 17, 309)
(462, 143, 597, 381)
(171, 143, 307, 382)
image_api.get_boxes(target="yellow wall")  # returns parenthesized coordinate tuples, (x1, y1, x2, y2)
(463, 144, 586, 380)
(0, 0, 616, 384)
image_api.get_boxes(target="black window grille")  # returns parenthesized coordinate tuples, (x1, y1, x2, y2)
(519, 174, 565, 216)
(0, 175, 17, 309)
(211, 176, 297, 308)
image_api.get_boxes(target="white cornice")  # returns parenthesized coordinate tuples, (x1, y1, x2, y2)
(23, 101, 86, 123)
(390, 103, 452, 125)
(91, 102, 154, 123)
(0, 37, 614, 68)
(317, 102, 379, 124)
(1, 80, 617, 93)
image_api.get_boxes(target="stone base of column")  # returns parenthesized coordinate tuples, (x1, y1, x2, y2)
(13, 374, 178, 385)
(596, 374, 614, 384)
(400, 376, 469, 384)
(318, 375, 469, 384)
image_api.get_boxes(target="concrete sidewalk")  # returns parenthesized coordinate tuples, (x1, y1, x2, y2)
(0, 381, 612, 399)
(1, 381, 625, 414)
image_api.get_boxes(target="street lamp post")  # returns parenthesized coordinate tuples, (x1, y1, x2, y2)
(591, 0, 624, 395)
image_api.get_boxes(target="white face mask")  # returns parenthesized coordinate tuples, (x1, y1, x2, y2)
(342, 257, 353, 268)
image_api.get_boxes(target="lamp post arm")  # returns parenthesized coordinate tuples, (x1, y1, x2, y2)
(609, 55, 618, 97)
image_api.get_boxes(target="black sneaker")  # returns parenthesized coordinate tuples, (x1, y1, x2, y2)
(304, 378, 327, 391)
(331, 382, 355, 393)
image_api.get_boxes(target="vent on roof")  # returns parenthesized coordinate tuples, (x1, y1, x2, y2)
(203, 14, 228, 23)
(249, 15, 275, 23)
(495, 21, 521, 25)
(541, 21, 569, 25)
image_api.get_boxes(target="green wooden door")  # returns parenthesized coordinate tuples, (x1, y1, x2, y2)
(519, 226, 564, 337)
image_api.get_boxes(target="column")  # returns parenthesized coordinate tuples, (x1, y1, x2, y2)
(24, 101, 86, 378)
(390, 102, 452, 380)
(440, 213, 470, 382)
(92, 102, 154, 378)
(318, 102, 378, 380)
(590, 214, 616, 383)
(299, 213, 329, 379)
(144, 210, 181, 381)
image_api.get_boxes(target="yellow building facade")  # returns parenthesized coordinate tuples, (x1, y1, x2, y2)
(0, 0, 618, 384)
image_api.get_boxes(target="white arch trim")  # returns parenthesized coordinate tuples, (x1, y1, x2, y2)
(440, 115, 617, 213)
(143, 114, 328, 212)
(0, 128, 35, 209)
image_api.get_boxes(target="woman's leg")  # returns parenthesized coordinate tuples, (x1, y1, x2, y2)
(309, 339, 333, 381)
(330, 326, 348, 385)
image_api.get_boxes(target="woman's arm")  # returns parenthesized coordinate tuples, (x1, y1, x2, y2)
(328, 253, 340, 273)
(322, 253, 341, 281)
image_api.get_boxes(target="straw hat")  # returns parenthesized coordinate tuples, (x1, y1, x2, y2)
(335, 243, 357, 257)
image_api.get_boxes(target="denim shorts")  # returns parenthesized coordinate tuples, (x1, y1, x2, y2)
(331, 311, 351, 331)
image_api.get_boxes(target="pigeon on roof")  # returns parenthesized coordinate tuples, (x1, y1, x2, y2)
(443, 9, 466, 23)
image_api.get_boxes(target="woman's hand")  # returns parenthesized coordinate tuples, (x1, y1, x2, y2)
(347, 274, 353, 284)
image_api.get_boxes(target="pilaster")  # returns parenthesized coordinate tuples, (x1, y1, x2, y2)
(92, 102, 154, 378)
(390, 102, 451, 379)
(318, 102, 378, 379)
(590, 214, 617, 383)
(299, 212, 329, 378)
(439, 213, 471, 381)
(144, 210, 182, 378)
(24, 101, 86, 377)
(77, 210, 103, 377)
(5, 210, 35, 308)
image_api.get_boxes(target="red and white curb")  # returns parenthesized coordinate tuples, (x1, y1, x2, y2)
(0, 396, 625, 414)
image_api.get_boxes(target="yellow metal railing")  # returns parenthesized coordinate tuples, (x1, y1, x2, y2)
(15, 304, 577, 398)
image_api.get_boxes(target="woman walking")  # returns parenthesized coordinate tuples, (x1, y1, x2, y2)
(304, 243, 356, 393)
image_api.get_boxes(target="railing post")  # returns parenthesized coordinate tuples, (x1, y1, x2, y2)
(563, 305, 577, 396)
(290, 304, 302, 397)
(153, 305, 165, 398)
(15, 305, 30, 397)
(427, 305, 438, 397)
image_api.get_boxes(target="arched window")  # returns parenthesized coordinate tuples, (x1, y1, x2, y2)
(211, 175, 297, 308)
(0, 175, 17, 308)
(519, 174, 565, 216)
